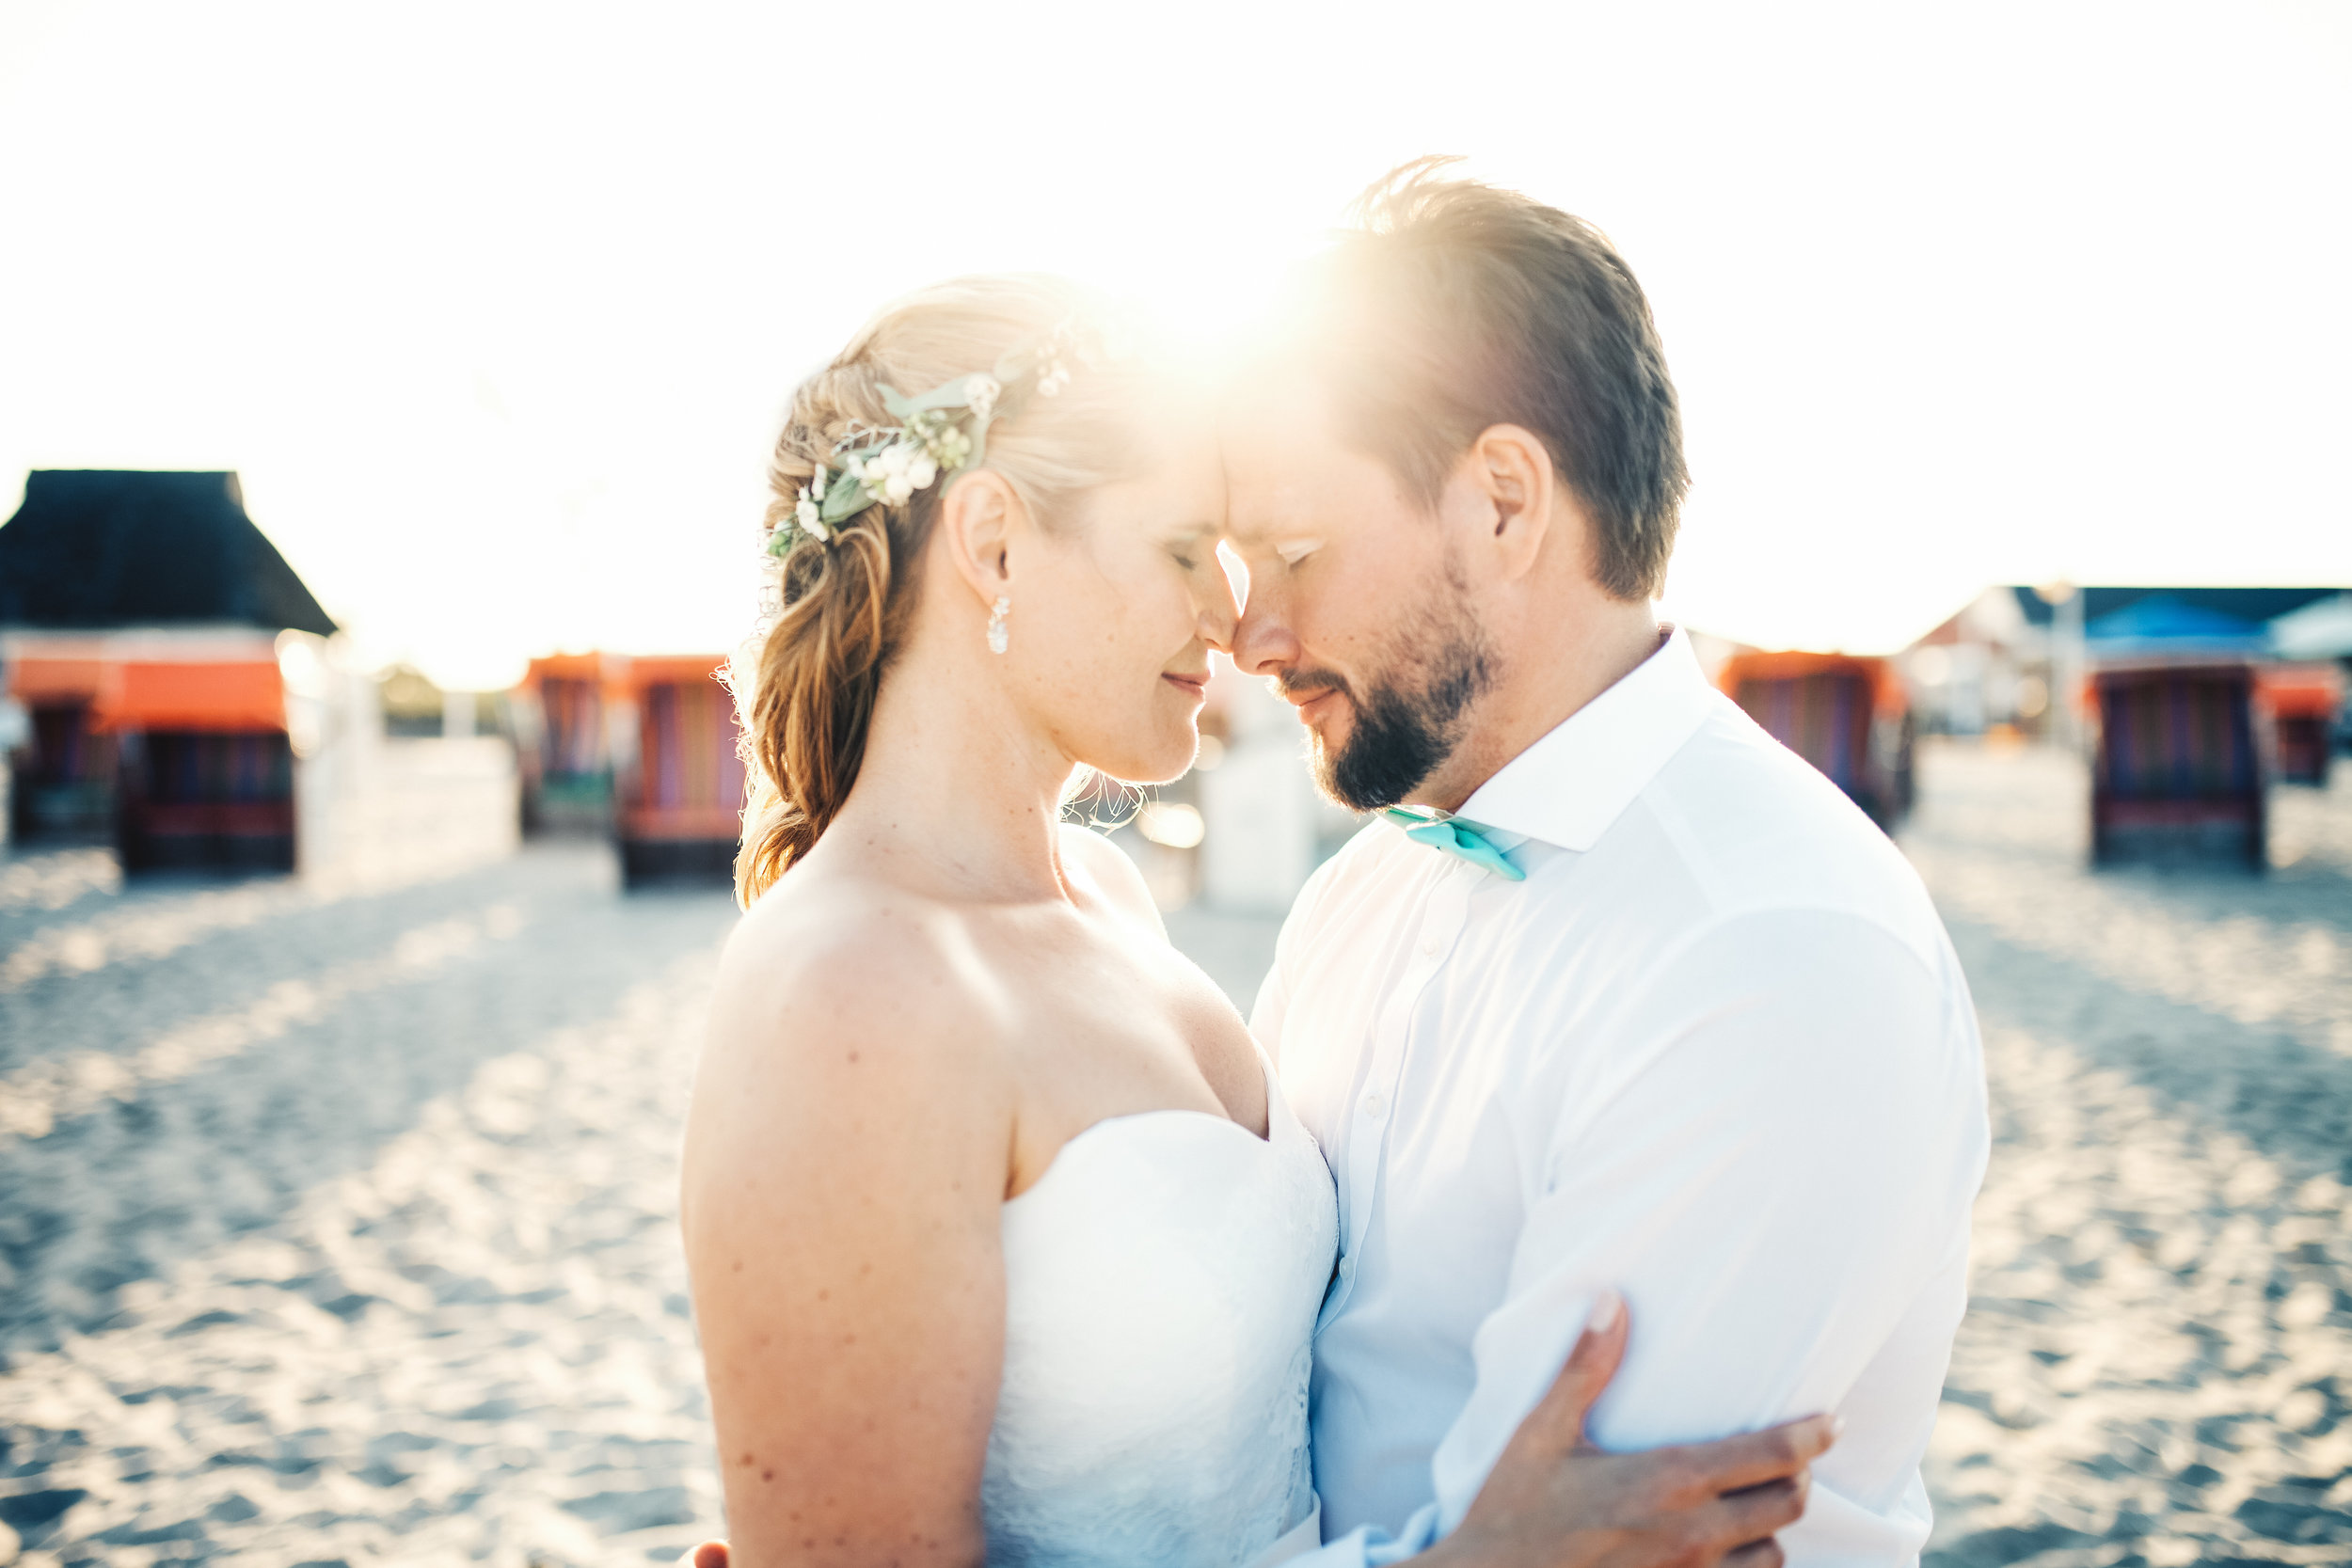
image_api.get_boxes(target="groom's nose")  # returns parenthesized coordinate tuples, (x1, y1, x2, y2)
(1229, 592, 1299, 680)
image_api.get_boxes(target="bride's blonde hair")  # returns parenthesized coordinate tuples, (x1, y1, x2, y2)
(734, 275, 1159, 905)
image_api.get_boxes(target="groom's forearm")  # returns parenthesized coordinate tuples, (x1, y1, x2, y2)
(1411, 911, 1979, 1564)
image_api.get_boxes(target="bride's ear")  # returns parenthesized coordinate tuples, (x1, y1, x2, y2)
(937, 468, 1025, 610)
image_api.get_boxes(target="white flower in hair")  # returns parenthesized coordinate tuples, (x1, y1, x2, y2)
(854, 442, 928, 506)
(806, 318, 1105, 536)
(795, 492, 828, 543)
(929, 426, 973, 470)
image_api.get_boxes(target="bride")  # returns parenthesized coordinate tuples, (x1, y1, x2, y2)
(680, 276, 1826, 1567)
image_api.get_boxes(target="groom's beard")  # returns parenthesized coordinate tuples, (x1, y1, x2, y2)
(1282, 574, 1494, 813)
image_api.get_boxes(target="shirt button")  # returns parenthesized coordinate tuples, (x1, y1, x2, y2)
(1338, 1257, 1355, 1280)
(1360, 1091, 1387, 1121)
(1421, 935, 1441, 956)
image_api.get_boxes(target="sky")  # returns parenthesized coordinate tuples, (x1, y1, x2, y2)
(1, 0, 2345, 689)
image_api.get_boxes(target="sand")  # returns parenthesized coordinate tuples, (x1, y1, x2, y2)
(0, 847, 739, 1565)
(0, 742, 2345, 1565)
(1906, 745, 2352, 1567)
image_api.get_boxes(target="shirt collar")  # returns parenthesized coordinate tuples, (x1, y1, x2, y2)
(1454, 625, 1716, 853)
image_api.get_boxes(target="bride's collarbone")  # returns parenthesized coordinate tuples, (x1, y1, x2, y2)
(994, 941, 1270, 1195)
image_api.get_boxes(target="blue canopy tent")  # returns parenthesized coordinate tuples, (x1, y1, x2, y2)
(2083, 594, 2271, 662)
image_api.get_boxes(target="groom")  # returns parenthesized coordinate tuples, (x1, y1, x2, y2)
(1218, 160, 1988, 1566)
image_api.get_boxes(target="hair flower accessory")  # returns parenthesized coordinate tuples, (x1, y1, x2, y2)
(793, 492, 829, 543)
(766, 315, 1119, 559)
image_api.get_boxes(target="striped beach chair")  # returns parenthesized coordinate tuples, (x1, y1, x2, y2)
(1719, 651, 1914, 827)
(517, 654, 617, 835)
(612, 655, 746, 887)
(2090, 663, 2264, 867)
(101, 658, 295, 872)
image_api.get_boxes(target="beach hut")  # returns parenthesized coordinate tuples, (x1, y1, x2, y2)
(1719, 650, 1914, 826)
(2257, 665, 2343, 786)
(514, 653, 618, 834)
(610, 655, 745, 886)
(0, 471, 335, 862)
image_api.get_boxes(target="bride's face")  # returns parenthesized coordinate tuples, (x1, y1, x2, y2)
(1015, 432, 1235, 785)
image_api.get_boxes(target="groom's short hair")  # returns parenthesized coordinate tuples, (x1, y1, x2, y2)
(1305, 158, 1689, 602)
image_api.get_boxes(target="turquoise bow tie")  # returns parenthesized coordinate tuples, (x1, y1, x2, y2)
(1381, 808, 1527, 881)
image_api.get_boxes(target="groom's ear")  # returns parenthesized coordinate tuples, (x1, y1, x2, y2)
(1459, 423, 1556, 583)
(937, 468, 1026, 606)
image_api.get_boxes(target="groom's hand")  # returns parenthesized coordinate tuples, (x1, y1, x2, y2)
(675, 1295, 1832, 1568)
(1431, 1291, 1837, 1568)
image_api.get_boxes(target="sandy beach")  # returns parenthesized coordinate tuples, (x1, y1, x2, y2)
(0, 741, 2347, 1566)
(1908, 745, 2352, 1566)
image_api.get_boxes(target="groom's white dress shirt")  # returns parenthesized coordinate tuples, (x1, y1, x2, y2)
(1252, 627, 1988, 1568)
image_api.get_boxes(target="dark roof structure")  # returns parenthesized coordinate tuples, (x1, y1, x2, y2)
(0, 470, 336, 635)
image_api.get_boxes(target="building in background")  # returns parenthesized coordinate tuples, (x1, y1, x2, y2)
(1904, 586, 2348, 751)
(378, 663, 450, 738)
(1899, 584, 2349, 870)
(0, 469, 522, 878)
(0, 470, 336, 867)
(1902, 586, 2047, 740)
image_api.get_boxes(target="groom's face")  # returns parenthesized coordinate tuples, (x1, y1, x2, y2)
(1221, 376, 1492, 811)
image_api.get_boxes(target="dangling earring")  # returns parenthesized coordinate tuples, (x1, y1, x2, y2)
(987, 595, 1011, 656)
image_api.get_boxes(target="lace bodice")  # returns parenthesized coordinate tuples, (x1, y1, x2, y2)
(982, 1046, 1338, 1567)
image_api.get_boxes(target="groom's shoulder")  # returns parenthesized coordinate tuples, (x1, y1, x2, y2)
(1640, 701, 1944, 958)
(1279, 812, 1419, 931)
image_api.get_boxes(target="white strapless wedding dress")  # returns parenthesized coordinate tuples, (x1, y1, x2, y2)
(982, 1045, 1339, 1567)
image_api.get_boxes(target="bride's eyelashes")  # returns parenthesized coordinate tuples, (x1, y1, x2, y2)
(1167, 526, 1220, 574)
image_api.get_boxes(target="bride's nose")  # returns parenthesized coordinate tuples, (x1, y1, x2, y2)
(1199, 550, 1243, 653)
(1199, 581, 1240, 655)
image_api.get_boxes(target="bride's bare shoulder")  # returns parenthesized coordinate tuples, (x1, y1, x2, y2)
(697, 870, 1016, 1131)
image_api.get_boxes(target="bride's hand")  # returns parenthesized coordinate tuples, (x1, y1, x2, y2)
(1428, 1291, 1838, 1568)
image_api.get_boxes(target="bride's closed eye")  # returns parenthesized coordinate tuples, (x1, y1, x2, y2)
(1167, 526, 1218, 574)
